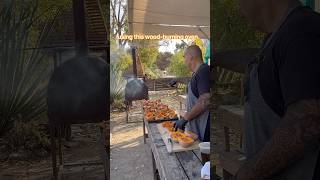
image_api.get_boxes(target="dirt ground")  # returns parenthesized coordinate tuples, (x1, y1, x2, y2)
(0, 124, 106, 180)
(110, 90, 183, 180)
(0, 90, 236, 179)
(110, 109, 153, 180)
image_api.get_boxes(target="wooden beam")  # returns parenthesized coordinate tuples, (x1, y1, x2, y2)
(212, 48, 259, 73)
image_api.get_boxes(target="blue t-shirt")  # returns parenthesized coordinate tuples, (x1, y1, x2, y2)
(190, 63, 211, 98)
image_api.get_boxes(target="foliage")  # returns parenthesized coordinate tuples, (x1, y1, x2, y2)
(135, 40, 159, 77)
(116, 51, 132, 71)
(110, 0, 128, 47)
(144, 66, 159, 78)
(212, 0, 264, 51)
(3, 119, 50, 152)
(110, 64, 126, 104)
(110, 36, 132, 79)
(193, 38, 206, 58)
(137, 40, 159, 68)
(168, 50, 191, 77)
(175, 42, 188, 51)
(156, 52, 172, 70)
(0, 1, 52, 135)
(211, 0, 264, 104)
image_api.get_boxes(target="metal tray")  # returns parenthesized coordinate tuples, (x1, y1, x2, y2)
(146, 117, 179, 123)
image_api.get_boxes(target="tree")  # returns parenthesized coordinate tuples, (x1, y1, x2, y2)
(135, 40, 159, 76)
(193, 38, 207, 59)
(156, 52, 172, 70)
(212, 0, 264, 51)
(168, 50, 191, 77)
(0, 0, 51, 135)
(110, 0, 128, 47)
(175, 41, 188, 51)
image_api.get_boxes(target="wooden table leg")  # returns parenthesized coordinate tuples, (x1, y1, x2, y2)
(223, 169, 233, 180)
(143, 119, 146, 144)
(151, 150, 159, 180)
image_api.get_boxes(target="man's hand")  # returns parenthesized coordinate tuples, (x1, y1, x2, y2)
(236, 99, 320, 179)
(174, 118, 188, 131)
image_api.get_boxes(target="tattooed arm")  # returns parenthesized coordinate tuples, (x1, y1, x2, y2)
(184, 93, 210, 121)
(236, 99, 320, 180)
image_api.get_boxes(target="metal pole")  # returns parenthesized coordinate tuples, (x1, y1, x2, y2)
(132, 47, 138, 78)
(72, 0, 89, 56)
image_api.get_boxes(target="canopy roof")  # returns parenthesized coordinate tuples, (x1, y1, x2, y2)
(128, 0, 210, 39)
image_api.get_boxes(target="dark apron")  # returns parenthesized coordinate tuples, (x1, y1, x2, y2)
(244, 57, 320, 179)
(185, 79, 210, 142)
(243, 4, 320, 179)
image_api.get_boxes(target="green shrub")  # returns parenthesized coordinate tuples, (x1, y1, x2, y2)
(0, 0, 52, 135)
(110, 64, 126, 105)
(168, 50, 192, 77)
(3, 119, 50, 152)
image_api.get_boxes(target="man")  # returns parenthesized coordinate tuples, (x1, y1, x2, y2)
(214, 0, 320, 179)
(174, 45, 211, 142)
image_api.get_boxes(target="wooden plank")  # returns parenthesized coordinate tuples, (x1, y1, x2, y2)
(156, 124, 200, 153)
(146, 121, 167, 146)
(175, 151, 203, 180)
(151, 143, 189, 180)
(146, 121, 189, 180)
(192, 149, 202, 160)
(217, 105, 244, 132)
(219, 151, 246, 175)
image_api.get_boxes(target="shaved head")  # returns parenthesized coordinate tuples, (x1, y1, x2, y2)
(185, 45, 203, 61)
(184, 45, 204, 72)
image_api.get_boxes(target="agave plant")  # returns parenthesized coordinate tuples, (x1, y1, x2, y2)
(0, 1, 52, 135)
(110, 63, 125, 104)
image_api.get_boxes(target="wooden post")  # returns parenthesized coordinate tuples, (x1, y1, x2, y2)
(224, 127, 230, 152)
(72, 0, 89, 56)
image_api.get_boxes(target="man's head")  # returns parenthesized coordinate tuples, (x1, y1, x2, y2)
(184, 45, 203, 72)
(237, 0, 300, 32)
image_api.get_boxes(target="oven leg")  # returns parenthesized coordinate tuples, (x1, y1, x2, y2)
(143, 119, 146, 144)
(126, 103, 129, 123)
(50, 126, 58, 180)
(58, 126, 63, 165)
(99, 126, 109, 180)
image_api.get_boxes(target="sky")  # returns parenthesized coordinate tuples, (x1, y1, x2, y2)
(158, 40, 181, 53)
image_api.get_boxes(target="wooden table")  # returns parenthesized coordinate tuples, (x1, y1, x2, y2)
(144, 119, 204, 180)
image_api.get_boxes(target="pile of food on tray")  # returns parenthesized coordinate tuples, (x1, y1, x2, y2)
(142, 99, 178, 121)
(161, 121, 198, 148)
